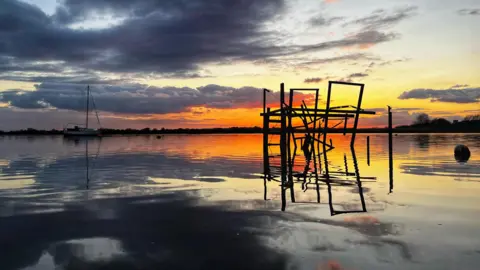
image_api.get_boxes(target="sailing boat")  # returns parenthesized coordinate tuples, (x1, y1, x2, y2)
(63, 85, 102, 136)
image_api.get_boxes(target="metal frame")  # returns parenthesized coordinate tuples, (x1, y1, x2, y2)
(261, 81, 377, 212)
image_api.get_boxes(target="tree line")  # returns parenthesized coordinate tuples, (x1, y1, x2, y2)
(396, 113, 480, 132)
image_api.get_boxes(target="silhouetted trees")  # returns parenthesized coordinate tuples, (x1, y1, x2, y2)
(430, 118, 451, 126)
(413, 113, 431, 125)
(1, 114, 479, 135)
(395, 112, 480, 132)
(464, 114, 480, 122)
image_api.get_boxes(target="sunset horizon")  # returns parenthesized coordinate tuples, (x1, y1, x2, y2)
(0, 0, 478, 130)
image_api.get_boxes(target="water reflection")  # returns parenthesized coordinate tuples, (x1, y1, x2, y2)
(414, 134, 430, 150)
(1, 192, 289, 270)
(263, 136, 381, 215)
(0, 134, 479, 269)
(62, 137, 103, 190)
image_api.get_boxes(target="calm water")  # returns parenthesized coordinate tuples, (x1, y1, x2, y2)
(0, 134, 479, 270)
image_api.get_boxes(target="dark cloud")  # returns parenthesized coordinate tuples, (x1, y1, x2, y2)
(343, 6, 418, 30)
(304, 77, 324, 83)
(331, 71, 369, 84)
(364, 107, 423, 114)
(0, 82, 315, 114)
(378, 58, 410, 66)
(255, 53, 379, 73)
(0, 56, 65, 73)
(297, 31, 397, 53)
(364, 58, 410, 70)
(348, 73, 368, 78)
(0, 74, 123, 85)
(398, 87, 480, 103)
(299, 53, 378, 66)
(0, 0, 405, 78)
(0, 0, 286, 75)
(458, 9, 480, 16)
(309, 16, 345, 26)
(451, 84, 470, 88)
(394, 107, 423, 112)
(358, 110, 417, 127)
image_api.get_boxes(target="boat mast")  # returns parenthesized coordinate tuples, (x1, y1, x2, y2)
(86, 85, 89, 129)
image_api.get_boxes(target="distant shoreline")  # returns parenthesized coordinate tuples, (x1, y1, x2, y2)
(1, 127, 479, 136)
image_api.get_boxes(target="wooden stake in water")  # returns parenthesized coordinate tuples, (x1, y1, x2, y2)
(280, 83, 287, 211)
(367, 136, 370, 166)
(388, 106, 393, 193)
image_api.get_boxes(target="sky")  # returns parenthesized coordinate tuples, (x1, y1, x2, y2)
(0, 0, 478, 130)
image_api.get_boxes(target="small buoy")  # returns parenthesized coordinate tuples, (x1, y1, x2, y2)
(454, 144, 470, 162)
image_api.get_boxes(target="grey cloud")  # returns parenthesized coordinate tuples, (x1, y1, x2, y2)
(304, 77, 323, 83)
(256, 53, 378, 73)
(451, 84, 469, 88)
(348, 73, 368, 78)
(1, 0, 286, 75)
(458, 9, 480, 16)
(0, 72, 209, 84)
(297, 31, 397, 54)
(0, 56, 65, 73)
(332, 71, 369, 83)
(378, 58, 410, 66)
(309, 16, 345, 26)
(1, 0, 404, 77)
(299, 53, 378, 66)
(0, 82, 315, 114)
(394, 107, 423, 112)
(0, 74, 124, 85)
(364, 58, 410, 70)
(343, 6, 418, 30)
(358, 110, 417, 127)
(336, 78, 353, 83)
(398, 87, 480, 103)
(364, 107, 423, 114)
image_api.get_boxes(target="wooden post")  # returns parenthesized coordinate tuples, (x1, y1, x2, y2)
(263, 88, 270, 114)
(287, 89, 295, 203)
(312, 146, 320, 203)
(280, 83, 287, 211)
(263, 108, 270, 176)
(264, 177, 268, 201)
(388, 106, 393, 193)
(367, 136, 370, 166)
(344, 153, 348, 176)
(263, 108, 270, 200)
(351, 146, 367, 212)
(351, 84, 364, 147)
(323, 82, 332, 148)
(323, 143, 334, 215)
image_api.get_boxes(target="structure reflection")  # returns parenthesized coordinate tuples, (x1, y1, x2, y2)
(264, 136, 383, 215)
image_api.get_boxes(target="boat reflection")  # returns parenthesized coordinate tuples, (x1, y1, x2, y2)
(63, 136, 102, 189)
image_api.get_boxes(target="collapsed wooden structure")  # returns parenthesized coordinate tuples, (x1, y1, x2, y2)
(261, 81, 382, 212)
